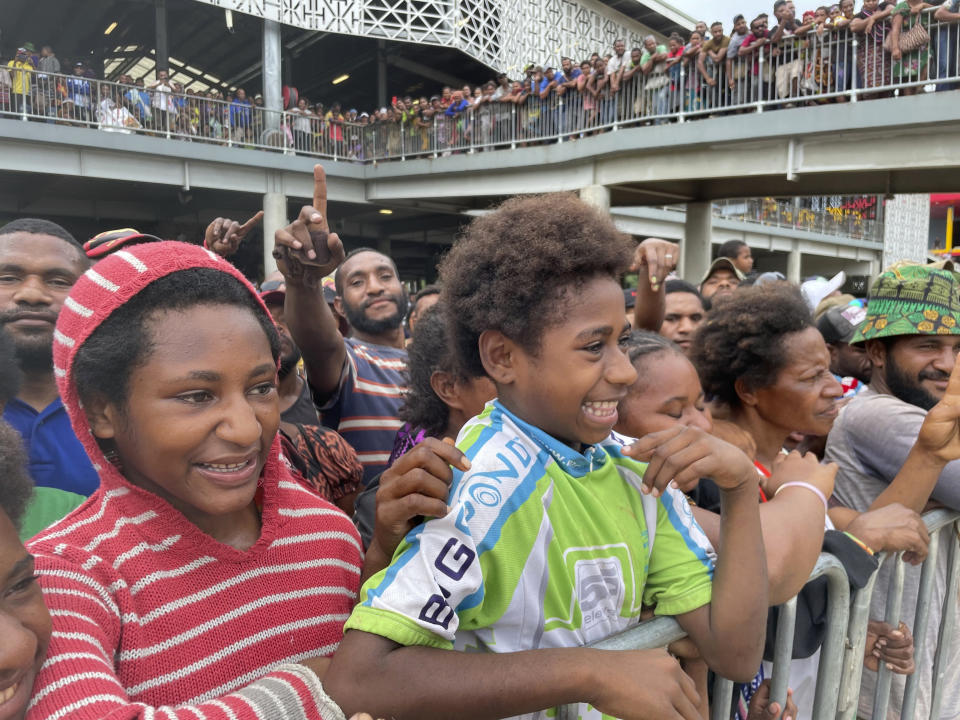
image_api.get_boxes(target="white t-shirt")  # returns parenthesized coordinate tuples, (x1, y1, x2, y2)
(606, 51, 626, 75)
(151, 81, 175, 112)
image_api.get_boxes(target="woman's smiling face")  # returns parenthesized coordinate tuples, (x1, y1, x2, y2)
(91, 304, 280, 530)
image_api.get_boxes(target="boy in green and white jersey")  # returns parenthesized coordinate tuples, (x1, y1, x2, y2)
(327, 194, 769, 720)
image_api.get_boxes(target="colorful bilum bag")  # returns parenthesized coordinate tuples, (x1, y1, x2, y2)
(883, 18, 929, 53)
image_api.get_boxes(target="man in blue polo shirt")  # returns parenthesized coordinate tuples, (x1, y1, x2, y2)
(0, 218, 98, 497)
(274, 167, 409, 485)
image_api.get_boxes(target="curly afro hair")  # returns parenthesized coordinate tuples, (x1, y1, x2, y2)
(438, 193, 634, 377)
(690, 283, 813, 409)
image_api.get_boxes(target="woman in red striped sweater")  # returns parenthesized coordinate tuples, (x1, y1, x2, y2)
(25, 242, 398, 720)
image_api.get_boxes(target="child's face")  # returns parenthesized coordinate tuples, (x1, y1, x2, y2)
(500, 277, 636, 448)
(615, 351, 712, 439)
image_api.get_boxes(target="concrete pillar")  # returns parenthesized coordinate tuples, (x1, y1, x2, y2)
(262, 19, 282, 131)
(682, 201, 712, 285)
(262, 191, 286, 278)
(580, 185, 611, 213)
(155, 0, 169, 71)
(787, 240, 802, 284)
(377, 40, 388, 109)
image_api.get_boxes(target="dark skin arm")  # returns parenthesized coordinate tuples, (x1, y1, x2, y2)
(697, 51, 715, 86)
(274, 165, 347, 400)
(690, 451, 831, 605)
(625, 426, 768, 681)
(327, 634, 701, 720)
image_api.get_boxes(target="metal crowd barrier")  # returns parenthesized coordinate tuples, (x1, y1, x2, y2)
(1, 7, 959, 165)
(557, 509, 960, 720)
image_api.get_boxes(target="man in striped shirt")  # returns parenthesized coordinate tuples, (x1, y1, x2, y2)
(275, 167, 409, 485)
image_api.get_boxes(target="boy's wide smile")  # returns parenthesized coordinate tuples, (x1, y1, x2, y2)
(581, 398, 623, 427)
(499, 277, 637, 449)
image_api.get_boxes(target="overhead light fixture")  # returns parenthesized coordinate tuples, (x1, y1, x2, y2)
(379, 209, 393, 215)
(225, 9, 234, 31)
(104, 22, 118, 35)
(332, 74, 349, 85)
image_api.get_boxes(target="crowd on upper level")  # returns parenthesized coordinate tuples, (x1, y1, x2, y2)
(3, 0, 960, 159)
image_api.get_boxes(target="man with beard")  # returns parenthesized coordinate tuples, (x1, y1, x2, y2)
(0, 218, 98, 497)
(826, 264, 960, 720)
(699, 256, 744, 309)
(274, 167, 410, 484)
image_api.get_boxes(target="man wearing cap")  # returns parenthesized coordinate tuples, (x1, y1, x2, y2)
(0, 218, 99, 497)
(816, 301, 871, 397)
(699, 256, 744, 308)
(800, 271, 845, 313)
(826, 264, 960, 720)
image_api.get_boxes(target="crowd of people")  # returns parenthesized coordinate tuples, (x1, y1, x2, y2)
(5, 0, 960, 158)
(1, 160, 959, 720)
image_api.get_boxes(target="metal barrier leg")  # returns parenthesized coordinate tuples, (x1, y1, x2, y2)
(900, 528, 942, 718)
(838, 570, 882, 720)
(811, 564, 851, 720)
(872, 554, 906, 720)
(928, 522, 960, 720)
(768, 597, 798, 710)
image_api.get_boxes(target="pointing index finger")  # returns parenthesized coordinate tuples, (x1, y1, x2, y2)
(312, 165, 330, 232)
(240, 210, 265, 233)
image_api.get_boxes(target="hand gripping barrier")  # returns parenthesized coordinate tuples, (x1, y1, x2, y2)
(557, 509, 960, 720)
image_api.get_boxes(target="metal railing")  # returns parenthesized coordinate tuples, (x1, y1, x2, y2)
(0, 8, 958, 164)
(713, 197, 885, 244)
(557, 509, 960, 720)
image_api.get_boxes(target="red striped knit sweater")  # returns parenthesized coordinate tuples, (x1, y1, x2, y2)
(27, 241, 363, 720)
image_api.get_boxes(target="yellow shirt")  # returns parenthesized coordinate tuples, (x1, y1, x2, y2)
(7, 60, 32, 95)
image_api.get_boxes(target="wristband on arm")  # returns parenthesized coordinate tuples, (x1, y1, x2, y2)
(774, 480, 829, 514)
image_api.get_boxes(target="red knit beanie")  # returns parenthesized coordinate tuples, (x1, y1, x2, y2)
(53, 241, 285, 486)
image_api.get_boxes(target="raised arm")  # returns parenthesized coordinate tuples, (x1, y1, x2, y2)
(630, 238, 677, 332)
(274, 165, 348, 401)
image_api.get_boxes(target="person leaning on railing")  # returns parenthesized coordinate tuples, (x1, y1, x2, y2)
(6, 47, 33, 115)
(934, 0, 960, 89)
(850, 0, 895, 95)
(826, 264, 960, 719)
(888, 0, 934, 94)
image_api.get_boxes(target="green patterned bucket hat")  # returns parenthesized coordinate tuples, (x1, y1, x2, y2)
(852, 265, 960, 345)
